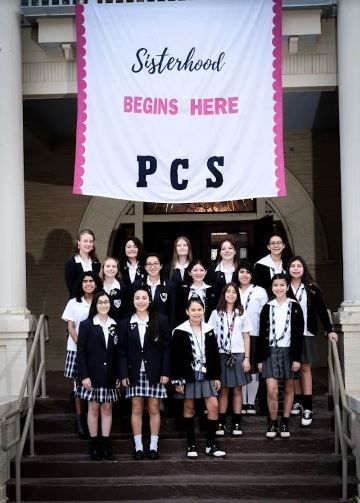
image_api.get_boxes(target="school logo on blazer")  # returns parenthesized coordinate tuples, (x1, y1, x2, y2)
(160, 292, 168, 302)
(114, 299, 122, 308)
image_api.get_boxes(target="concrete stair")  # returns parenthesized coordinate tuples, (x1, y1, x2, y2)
(6, 371, 356, 502)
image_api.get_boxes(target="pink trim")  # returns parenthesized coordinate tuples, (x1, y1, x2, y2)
(272, 0, 286, 196)
(73, 4, 86, 195)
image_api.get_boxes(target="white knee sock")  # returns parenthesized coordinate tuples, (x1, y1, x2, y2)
(134, 434, 143, 451)
(246, 374, 259, 405)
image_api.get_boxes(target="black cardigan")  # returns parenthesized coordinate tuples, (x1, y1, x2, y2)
(133, 278, 176, 329)
(256, 301, 304, 364)
(170, 324, 221, 383)
(118, 315, 171, 385)
(288, 283, 334, 336)
(174, 283, 217, 326)
(254, 262, 285, 297)
(205, 264, 238, 305)
(64, 256, 101, 298)
(77, 318, 119, 388)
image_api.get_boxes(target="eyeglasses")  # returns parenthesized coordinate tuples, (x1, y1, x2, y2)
(269, 241, 283, 246)
(97, 300, 110, 306)
(146, 262, 160, 267)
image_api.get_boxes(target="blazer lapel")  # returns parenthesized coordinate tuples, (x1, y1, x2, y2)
(130, 322, 142, 349)
(95, 324, 106, 349)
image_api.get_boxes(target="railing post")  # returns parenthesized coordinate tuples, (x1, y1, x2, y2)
(40, 322, 48, 399)
(15, 418, 21, 503)
(28, 366, 35, 458)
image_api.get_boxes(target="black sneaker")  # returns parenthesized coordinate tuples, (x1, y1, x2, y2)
(279, 422, 290, 438)
(205, 445, 226, 457)
(266, 421, 278, 439)
(301, 409, 313, 427)
(215, 423, 225, 436)
(186, 445, 198, 458)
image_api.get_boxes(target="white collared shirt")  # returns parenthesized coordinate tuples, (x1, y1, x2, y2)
(256, 254, 284, 278)
(175, 261, 189, 280)
(131, 313, 149, 371)
(103, 278, 121, 295)
(93, 314, 116, 348)
(188, 282, 211, 303)
(268, 298, 296, 347)
(127, 261, 139, 283)
(74, 254, 92, 272)
(208, 309, 253, 353)
(146, 276, 161, 300)
(291, 283, 313, 336)
(62, 296, 92, 351)
(239, 284, 268, 336)
(215, 261, 235, 283)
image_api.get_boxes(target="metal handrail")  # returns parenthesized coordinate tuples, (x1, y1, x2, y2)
(0, 314, 49, 503)
(328, 337, 357, 502)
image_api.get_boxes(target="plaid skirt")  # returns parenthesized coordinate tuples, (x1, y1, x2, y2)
(301, 336, 319, 364)
(126, 371, 167, 399)
(64, 350, 77, 379)
(261, 347, 300, 380)
(76, 385, 118, 403)
(220, 353, 251, 388)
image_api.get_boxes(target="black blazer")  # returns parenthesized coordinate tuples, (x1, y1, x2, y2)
(118, 315, 171, 385)
(106, 282, 132, 321)
(64, 256, 101, 298)
(77, 318, 119, 388)
(133, 278, 176, 329)
(170, 324, 221, 383)
(121, 264, 145, 287)
(206, 264, 238, 305)
(254, 262, 285, 297)
(164, 265, 190, 287)
(256, 301, 304, 364)
(288, 283, 334, 336)
(174, 283, 217, 326)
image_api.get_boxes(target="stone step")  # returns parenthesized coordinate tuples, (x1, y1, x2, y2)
(6, 474, 353, 501)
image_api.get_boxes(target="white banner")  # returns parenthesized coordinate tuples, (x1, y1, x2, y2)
(74, 0, 285, 203)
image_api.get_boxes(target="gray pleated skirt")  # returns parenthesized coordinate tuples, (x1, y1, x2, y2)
(220, 353, 251, 388)
(182, 378, 218, 399)
(261, 347, 300, 380)
(301, 336, 319, 364)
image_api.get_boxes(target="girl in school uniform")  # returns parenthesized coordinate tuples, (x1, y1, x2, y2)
(171, 297, 225, 458)
(175, 259, 217, 326)
(100, 257, 130, 321)
(119, 236, 145, 287)
(286, 256, 338, 426)
(167, 236, 193, 287)
(136, 253, 176, 329)
(257, 273, 304, 439)
(206, 238, 240, 304)
(208, 283, 252, 436)
(254, 233, 291, 297)
(119, 287, 170, 460)
(64, 229, 101, 298)
(237, 260, 268, 414)
(62, 271, 103, 438)
(77, 290, 120, 461)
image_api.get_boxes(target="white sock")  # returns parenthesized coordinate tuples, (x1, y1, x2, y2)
(134, 434, 143, 451)
(150, 435, 159, 451)
(247, 374, 259, 405)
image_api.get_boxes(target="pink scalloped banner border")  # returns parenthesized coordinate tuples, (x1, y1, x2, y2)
(272, 0, 286, 196)
(73, 4, 86, 195)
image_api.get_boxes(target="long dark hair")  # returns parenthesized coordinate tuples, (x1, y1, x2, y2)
(216, 282, 244, 315)
(286, 255, 318, 307)
(119, 236, 145, 269)
(88, 290, 111, 319)
(235, 259, 258, 287)
(266, 231, 293, 265)
(72, 229, 98, 261)
(74, 271, 103, 302)
(214, 237, 240, 268)
(132, 287, 160, 343)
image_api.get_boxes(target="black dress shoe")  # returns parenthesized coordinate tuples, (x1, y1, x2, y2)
(133, 450, 144, 460)
(148, 449, 159, 460)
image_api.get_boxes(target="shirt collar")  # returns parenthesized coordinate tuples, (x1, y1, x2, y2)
(93, 314, 115, 327)
(131, 313, 149, 325)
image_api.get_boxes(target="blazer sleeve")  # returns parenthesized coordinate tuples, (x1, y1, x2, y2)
(312, 285, 334, 335)
(256, 304, 270, 363)
(64, 258, 77, 297)
(170, 329, 186, 382)
(77, 320, 90, 380)
(290, 302, 304, 362)
(159, 315, 171, 377)
(118, 318, 130, 381)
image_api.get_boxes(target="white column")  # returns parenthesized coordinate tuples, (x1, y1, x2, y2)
(0, 0, 33, 396)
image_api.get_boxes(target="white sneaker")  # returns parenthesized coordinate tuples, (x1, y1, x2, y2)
(205, 445, 226, 457)
(291, 402, 303, 416)
(301, 409, 313, 426)
(186, 445, 198, 458)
